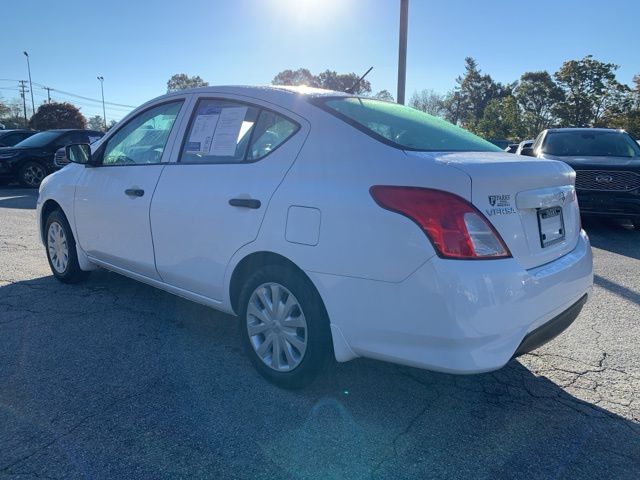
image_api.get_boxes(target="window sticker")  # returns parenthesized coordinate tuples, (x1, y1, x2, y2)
(186, 114, 219, 154)
(210, 107, 248, 156)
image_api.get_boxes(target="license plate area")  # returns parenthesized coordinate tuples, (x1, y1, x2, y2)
(537, 206, 565, 248)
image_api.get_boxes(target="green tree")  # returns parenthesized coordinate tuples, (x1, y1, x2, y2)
(166, 73, 209, 92)
(515, 71, 564, 137)
(553, 55, 622, 127)
(272, 68, 318, 87)
(409, 89, 445, 117)
(29, 102, 86, 130)
(271, 68, 371, 94)
(87, 115, 105, 131)
(444, 57, 509, 130)
(374, 90, 395, 102)
(315, 70, 371, 94)
(0, 99, 26, 128)
(475, 96, 524, 141)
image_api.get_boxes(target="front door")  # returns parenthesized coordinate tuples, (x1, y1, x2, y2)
(74, 99, 187, 279)
(150, 96, 308, 300)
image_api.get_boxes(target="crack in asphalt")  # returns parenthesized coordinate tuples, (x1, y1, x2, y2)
(0, 380, 162, 476)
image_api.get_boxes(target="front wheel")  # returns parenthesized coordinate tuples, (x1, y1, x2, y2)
(45, 209, 89, 283)
(238, 265, 332, 389)
(19, 161, 47, 188)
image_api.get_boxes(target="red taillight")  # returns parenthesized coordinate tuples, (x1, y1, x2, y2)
(370, 186, 511, 260)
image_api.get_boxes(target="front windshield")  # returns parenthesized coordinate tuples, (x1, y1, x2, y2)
(315, 97, 501, 152)
(543, 130, 640, 158)
(13, 131, 61, 148)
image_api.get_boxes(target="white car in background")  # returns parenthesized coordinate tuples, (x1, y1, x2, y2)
(37, 86, 593, 388)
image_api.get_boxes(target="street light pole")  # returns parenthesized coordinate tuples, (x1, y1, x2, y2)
(397, 0, 409, 105)
(97, 76, 107, 130)
(23, 51, 35, 115)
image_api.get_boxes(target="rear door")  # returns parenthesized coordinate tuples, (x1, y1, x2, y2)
(74, 98, 188, 278)
(150, 95, 309, 301)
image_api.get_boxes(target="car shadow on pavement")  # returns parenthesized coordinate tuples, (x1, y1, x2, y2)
(0, 187, 38, 210)
(1, 271, 639, 479)
(583, 217, 640, 260)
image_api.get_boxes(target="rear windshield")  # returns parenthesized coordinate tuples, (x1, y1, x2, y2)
(543, 130, 640, 158)
(14, 131, 61, 148)
(314, 97, 501, 152)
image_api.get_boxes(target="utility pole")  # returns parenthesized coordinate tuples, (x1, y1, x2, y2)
(97, 76, 107, 130)
(18, 80, 29, 126)
(23, 51, 35, 115)
(397, 0, 409, 105)
(43, 86, 52, 103)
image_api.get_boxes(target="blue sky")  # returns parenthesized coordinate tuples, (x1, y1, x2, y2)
(1, 0, 638, 122)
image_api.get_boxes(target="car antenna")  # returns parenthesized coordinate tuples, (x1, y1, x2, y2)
(346, 66, 373, 94)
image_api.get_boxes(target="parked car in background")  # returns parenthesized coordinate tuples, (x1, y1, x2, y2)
(515, 139, 534, 155)
(37, 86, 592, 388)
(488, 139, 510, 149)
(522, 128, 640, 227)
(0, 129, 37, 148)
(0, 129, 103, 187)
(505, 143, 519, 153)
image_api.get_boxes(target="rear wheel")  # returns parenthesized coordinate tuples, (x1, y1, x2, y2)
(19, 161, 47, 188)
(238, 265, 332, 389)
(45, 209, 89, 283)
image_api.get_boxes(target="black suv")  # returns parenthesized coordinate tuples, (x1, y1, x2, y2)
(0, 129, 37, 147)
(0, 129, 103, 187)
(522, 128, 640, 228)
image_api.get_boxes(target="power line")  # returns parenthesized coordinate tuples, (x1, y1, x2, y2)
(0, 78, 136, 108)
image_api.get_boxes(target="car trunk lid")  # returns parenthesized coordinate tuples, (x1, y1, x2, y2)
(406, 151, 580, 270)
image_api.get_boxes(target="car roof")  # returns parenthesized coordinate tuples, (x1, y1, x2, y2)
(0, 129, 34, 134)
(40, 129, 104, 134)
(546, 127, 625, 134)
(167, 85, 348, 98)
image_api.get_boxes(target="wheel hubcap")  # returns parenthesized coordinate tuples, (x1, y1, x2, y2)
(246, 282, 308, 372)
(24, 164, 45, 186)
(47, 222, 69, 274)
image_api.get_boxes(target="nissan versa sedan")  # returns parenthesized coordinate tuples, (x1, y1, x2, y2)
(36, 86, 593, 388)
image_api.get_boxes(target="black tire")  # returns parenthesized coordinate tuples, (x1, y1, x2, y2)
(44, 209, 89, 284)
(238, 264, 332, 389)
(19, 161, 47, 188)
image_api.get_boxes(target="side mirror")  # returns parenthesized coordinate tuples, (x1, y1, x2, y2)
(520, 146, 535, 157)
(65, 143, 92, 165)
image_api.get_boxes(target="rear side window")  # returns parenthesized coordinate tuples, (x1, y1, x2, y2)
(180, 99, 299, 163)
(315, 97, 501, 152)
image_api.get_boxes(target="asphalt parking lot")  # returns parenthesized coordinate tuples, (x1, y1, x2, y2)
(0, 187, 639, 479)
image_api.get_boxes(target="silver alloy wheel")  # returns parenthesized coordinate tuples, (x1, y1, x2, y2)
(246, 282, 308, 372)
(47, 222, 69, 274)
(23, 163, 46, 187)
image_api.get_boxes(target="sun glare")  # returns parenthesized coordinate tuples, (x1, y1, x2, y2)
(272, 0, 345, 23)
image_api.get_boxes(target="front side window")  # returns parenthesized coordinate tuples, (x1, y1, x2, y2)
(102, 101, 183, 165)
(180, 99, 299, 163)
(315, 97, 501, 152)
(542, 130, 640, 158)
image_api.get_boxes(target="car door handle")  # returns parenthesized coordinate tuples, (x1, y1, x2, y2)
(124, 188, 145, 197)
(229, 198, 261, 209)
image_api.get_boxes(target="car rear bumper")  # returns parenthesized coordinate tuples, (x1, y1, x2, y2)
(309, 230, 593, 373)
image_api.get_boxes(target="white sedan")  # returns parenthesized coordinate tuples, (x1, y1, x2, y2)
(37, 86, 593, 388)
